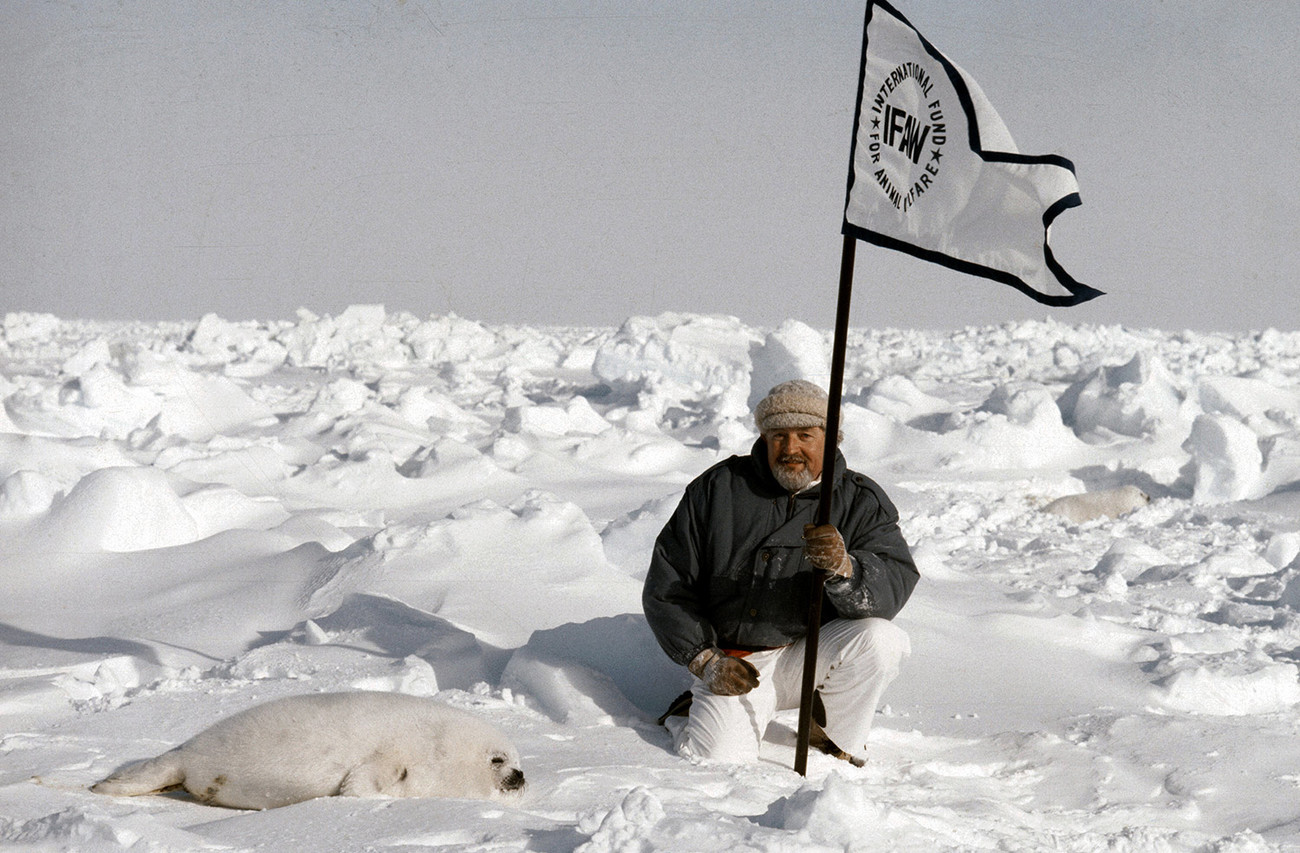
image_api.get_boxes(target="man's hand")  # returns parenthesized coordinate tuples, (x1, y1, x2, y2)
(803, 523, 853, 579)
(688, 648, 760, 696)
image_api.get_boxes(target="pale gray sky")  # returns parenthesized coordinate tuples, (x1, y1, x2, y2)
(3, 1, 1297, 332)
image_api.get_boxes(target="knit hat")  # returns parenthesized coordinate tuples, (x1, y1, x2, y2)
(753, 380, 828, 432)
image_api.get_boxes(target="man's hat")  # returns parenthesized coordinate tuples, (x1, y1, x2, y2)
(753, 380, 828, 432)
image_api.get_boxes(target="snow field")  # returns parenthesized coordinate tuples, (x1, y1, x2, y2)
(1, 308, 1298, 851)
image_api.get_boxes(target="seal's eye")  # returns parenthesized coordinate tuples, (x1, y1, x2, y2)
(491, 756, 506, 766)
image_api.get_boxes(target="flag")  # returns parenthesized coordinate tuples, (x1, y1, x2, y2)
(843, 1, 1102, 306)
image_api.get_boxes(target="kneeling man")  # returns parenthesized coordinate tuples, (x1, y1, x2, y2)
(643, 380, 919, 765)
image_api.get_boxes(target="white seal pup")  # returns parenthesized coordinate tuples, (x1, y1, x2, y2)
(91, 691, 525, 809)
(1041, 485, 1150, 524)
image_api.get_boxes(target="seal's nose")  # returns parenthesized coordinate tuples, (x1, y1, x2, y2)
(502, 769, 525, 791)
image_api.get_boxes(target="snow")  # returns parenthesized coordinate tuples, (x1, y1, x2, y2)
(2, 308, 1299, 851)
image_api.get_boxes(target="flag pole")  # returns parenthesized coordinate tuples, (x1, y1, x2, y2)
(794, 232, 857, 776)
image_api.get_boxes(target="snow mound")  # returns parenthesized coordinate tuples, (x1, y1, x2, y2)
(600, 495, 680, 580)
(4, 349, 274, 442)
(1093, 538, 1166, 575)
(121, 351, 276, 441)
(503, 397, 611, 438)
(747, 319, 830, 410)
(405, 312, 505, 365)
(0, 470, 61, 519)
(1060, 351, 1190, 440)
(577, 787, 667, 853)
(33, 467, 201, 552)
(0, 805, 224, 852)
(513, 614, 689, 718)
(277, 304, 414, 368)
(27, 466, 287, 551)
(352, 491, 644, 647)
(222, 643, 441, 696)
(929, 382, 1088, 470)
(1198, 375, 1300, 422)
(858, 375, 950, 421)
(1263, 532, 1300, 570)
(1184, 414, 1265, 503)
(592, 313, 758, 421)
(781, 774, 891, 847)
(502, 646, 645, 726)
(0, 434, 137, 488)
(1157, 661, 1300, 716)
(187, 312, 290, 374)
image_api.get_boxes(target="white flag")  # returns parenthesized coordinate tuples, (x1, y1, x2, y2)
(843, 1, 1102, 305)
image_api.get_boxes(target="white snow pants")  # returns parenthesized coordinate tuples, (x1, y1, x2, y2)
(674, 618, 910, 764)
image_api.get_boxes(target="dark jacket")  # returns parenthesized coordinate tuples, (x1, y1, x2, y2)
(642, 439, 918, 667)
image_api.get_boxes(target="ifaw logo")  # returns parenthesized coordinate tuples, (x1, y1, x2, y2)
(865, 61, 948, 214)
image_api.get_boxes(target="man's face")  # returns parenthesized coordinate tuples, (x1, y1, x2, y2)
(764, 426, 826, 493)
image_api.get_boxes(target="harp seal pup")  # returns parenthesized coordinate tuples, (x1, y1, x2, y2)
(1041, 485, 1150, 524)
(91, 691, 525, 809)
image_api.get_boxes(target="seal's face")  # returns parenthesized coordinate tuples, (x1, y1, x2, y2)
(490, 750, 526, 795)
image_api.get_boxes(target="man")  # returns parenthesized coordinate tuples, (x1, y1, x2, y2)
(643, 379, 918, 765)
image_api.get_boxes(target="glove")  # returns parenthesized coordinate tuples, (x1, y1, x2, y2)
(803, 524, 854, 579)
(688, 648, 759, 696)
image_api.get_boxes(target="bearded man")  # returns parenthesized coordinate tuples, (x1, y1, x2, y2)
(643, 379, 918, 765)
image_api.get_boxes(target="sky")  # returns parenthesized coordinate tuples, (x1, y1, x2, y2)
(3, 1, 1297, 333)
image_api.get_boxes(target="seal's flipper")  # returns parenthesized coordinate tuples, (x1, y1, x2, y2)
(91, 751, 186, 797)
(339, 759, 405, 798)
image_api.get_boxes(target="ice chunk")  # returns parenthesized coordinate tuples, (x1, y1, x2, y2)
(34, 466, 200, 552)
(0, 469, 61, 518)
(501, 646, 644, 726)
(1158, 662, 1300, 715)
(783, 774, 889, 847)
(1183, 414, 1264, 504)
(1059, 351, 1189, 439)
(578, 788, 666, 853)
(1199, 374, 1300, 421)
(859, 375, 950, 421)
(747, 319, 830, 411)
(1090, 538, 1166, 588)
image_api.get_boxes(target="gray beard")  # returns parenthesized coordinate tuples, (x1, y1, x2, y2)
(772, 465, 815, 493)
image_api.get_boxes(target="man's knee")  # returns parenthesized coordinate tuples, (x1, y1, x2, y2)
(828, 617, 911, 674)
(677, 720, 761, 764)
(675, 688, 767, 764)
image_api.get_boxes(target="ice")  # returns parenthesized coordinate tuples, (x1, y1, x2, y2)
(600, 495, 679, 580)
(1199, 374, 1300, 421)
(3, 310, 1299, 851)
(501, 647, 646, 726)
(1261, 432, 1300, 495)
(1158, 662, 1300, 716)
(1060, 350, 1191, 439)
(747, 319, 831, 410)
(32, 467, 202, 552)
(577, 787, 668, 853)
(858, 374, 951, 421)
(1263, 532, 1300, 569)
(1089, 537, 1166, 592)
(0, 469, 61, 519)
(781, 773, 889, 846)
(1184, 413, 1265, 503)
(592, 313, 758, 422)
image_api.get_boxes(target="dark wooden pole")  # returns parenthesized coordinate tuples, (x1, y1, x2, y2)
(793, 232, 857, 776)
